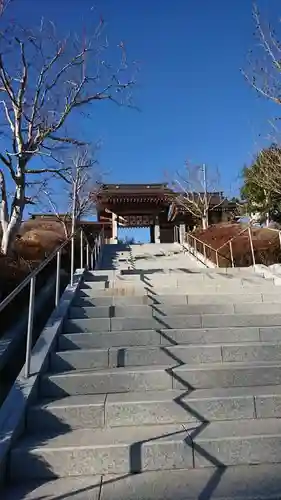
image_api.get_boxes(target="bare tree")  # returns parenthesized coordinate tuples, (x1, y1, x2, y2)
(70, 149, 102, 221)
(242, 3, 281, 105)
(0, 14, 136, 254)
(172, 162, 225, 229)
(42, 148, 102, 236)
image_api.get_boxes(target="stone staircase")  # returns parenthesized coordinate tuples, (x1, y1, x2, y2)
(5, 243, 281, 499)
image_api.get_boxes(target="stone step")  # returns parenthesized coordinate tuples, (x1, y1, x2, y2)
(63, 316, 202, 333)
(58, 327, 264, 350)
(77, 284, 279, 297)
(111, 274, 270, 284)
(131, 243, 181, 250)
(27, 386, 281, 433)
(73, 294, 188, 307)
(64, 313, 281, 333)
(27, 394, 107, 432)
(221, 341, 281, 363)
(68, 303, 234, 319)
(40, 365, 174, 397)
(192, 417, 281, 467)
(80, 279, 276, 292)
(59, 330, 162, 350)
(74, 291, 281, 305)
(3, 476, 102, 500)
(52, 342, 281, 372)
(68, 302, 281, 320)
(10, 424, 193, 479)
(85, 266, 257, 276)
(10, 418, 281, 479)
(6, 463, 281, 499)
(98, 464, 281, 499)
(51, 344, 222, 371)
(40, 361, 281, 397)
(172, 361, 281, 390)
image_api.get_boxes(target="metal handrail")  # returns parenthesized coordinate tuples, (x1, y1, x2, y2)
(185, 223, 262, 268)
(216, 224, 281, 267)
(186, 233, 217, 253)
(186, 222, 281, 269)
(186, 232, 221, 266)
(0, 233, 73, 315)
(264, 227, 281, 233)
(262, 226, 281, 248)
(0, 225, 104, 378)
(216, 226, 250, 253)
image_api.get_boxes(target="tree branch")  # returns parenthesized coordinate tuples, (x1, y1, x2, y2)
(16, 38, 28, 108)
(0, 151, 16, 181)
(39, 48, 88, 112)
(0, 152, 11, 168)
(0, 55, 17, 106)
(253, 4, 281, 71)
(28, 45, 64, 141)
(242, 4, 281, 104)
(26, 167, 72, 183)
(49, 134, 87, 146)
(0, 100, 14, 133)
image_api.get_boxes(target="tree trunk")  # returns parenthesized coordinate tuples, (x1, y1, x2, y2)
(264, 189, 270, 227)
(1, 212, 22, 255)
(1, 176, 25, 255)
(265, 212, 270, 227)
(202, 212, 208, 230)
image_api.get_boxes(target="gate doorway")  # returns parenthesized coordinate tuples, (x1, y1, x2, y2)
(117, 226, 150, 244)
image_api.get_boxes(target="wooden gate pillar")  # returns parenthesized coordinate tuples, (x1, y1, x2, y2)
(111, 212, 118, 244)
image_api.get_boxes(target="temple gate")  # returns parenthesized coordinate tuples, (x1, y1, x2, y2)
(95, 183, 237, 244)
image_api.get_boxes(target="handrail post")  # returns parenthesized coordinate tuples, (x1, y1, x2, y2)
(70, 235, 74, 287)
(192, 236, 195, 254)
(194, 238, 197, 254)
(24, 276, 36, 378)
(203, 243, 206, 262)
(86, 243, 90, 269)
(90, 250, 94, 270)
(279, 231, 281, 253)
(94, 239, 97, 265)
(80, 230, 84, 269)
(229, 241, 234, 268)
(55, 249, 61, 307)
(216, 250, 219, 267)
(248, 226, 256, 266)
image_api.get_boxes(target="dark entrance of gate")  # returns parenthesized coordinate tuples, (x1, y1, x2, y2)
(96, 183, 236, 244)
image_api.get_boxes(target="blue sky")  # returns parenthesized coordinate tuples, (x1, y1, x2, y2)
(9, 0, 281, 192)
(5, 0, 281, 240)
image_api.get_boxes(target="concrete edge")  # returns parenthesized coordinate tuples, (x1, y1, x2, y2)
(254, 264, 281, 286)
(181, 242, 216, 269)
(0, 269, 84, 487)
(269, 264, 281, 276)
(182, 243, 281, 282)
